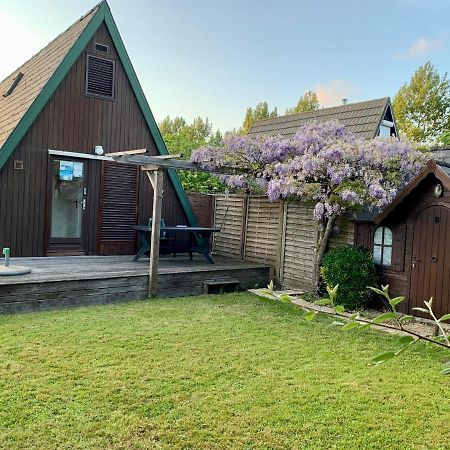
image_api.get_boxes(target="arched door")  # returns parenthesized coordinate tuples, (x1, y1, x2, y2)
(409, 205, 450, 317)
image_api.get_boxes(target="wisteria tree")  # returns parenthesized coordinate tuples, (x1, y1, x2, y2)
(191, 121, 429, 292)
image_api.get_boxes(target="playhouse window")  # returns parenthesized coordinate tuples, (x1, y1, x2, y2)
(373, 226, 392, 267)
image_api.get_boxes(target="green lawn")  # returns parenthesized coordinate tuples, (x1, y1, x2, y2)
(0, 293, 449, 450)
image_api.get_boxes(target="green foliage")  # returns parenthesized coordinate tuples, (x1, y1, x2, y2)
(285, 90, 320, 115)
(178, 170, 225, 194)
(372, 312, 397, 324)
(159, 115, 224, 193)
(438, 130, 450, 145)
(321, 245, 378, 309)
(393, 62, 450, 144)
(159, 115, 221, 159)
(241, 101, 277, 135)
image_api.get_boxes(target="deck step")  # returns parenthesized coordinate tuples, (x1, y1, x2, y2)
(203, 277, 240, 294)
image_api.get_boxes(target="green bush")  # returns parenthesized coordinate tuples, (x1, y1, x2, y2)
(320, 245, 378, 310)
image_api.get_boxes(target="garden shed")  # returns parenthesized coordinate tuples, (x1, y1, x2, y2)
(354, 159, 450, 317)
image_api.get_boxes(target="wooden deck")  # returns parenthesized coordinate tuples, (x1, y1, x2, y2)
(0, 255, 271, 313)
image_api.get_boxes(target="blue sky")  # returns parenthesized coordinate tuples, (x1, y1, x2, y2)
(0, 0, 449, 132)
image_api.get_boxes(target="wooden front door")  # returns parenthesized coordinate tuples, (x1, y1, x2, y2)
(46, 157, 89, 255)
(410, 205, 450, 317)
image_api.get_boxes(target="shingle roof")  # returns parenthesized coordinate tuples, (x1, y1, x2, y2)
(248, 97, 391, 139)
(0, 4, 100, 148)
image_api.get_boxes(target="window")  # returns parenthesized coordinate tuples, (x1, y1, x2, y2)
(85, 54, 115, 99)
(373, 226, 392, 266)
(379, 124, 391, 137)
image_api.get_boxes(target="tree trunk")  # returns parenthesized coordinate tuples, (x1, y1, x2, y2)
(313, 211, 339, 295)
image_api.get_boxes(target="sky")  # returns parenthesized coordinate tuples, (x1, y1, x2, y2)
(0, 0, 449, 133)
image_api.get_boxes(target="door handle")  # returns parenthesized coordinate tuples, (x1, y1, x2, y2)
(431, 255, 438, 262)
(412, 255, 420, 268)
(82, 198, 87, 211)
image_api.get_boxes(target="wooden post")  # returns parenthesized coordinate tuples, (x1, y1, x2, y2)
(145, 168, 164, 297)
(241, 194, 250, 260)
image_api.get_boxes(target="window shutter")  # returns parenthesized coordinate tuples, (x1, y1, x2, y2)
(85, 54, 115, 99)
(99, 162, 137, 243)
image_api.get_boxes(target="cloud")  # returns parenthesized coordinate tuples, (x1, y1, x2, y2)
(397, 36, 444, 59)
(0, 9, 51, 81)
(315, 80, 357, 107)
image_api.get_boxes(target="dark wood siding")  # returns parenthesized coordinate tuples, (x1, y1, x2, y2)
(187, 193, 214, 227)
(0, 22, 188, 257)
(355, 175, 450, 314)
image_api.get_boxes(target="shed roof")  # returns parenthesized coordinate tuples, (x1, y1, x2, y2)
(248, 97, 392, 139)
(0, 4, 100, 149)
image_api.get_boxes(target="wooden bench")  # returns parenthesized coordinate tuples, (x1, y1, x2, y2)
(203, 278, 240, 294)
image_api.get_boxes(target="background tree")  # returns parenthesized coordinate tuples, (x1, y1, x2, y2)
(285, 90, 320, 115)
(393, 62, 450, 144)
(159, 116, 225, 193)
(192, 121, 428, 292)
(159, 116, 220, 159)
(438, 130, 450, 145)
(241, 101, 278, 135)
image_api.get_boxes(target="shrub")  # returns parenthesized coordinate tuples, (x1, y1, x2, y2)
(320, 245, 378, 310)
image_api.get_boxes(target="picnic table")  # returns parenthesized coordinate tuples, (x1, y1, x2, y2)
(131, 225, 220, 264)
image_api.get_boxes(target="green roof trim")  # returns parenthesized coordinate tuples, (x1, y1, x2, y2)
(0, 0, 197, 226)
(0, 6, 105, 170)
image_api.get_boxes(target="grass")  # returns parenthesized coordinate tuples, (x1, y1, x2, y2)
(0, 293, 449, 450)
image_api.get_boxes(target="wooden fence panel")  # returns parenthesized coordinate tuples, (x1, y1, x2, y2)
(281, 203, 318, 290)
(213, 195, 246, 258)
(329, 217, 355, 248)
(211, 195, 357, 289)
(244, 197, 283, 269)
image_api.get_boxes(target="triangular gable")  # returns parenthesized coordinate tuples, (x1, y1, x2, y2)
(374, 99, 399, 139)
(374, 159, 450, 224)
(0, 1, 197, 226)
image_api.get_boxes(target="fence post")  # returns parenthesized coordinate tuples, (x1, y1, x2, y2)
(240, 194, 249, 260)
(276, 201, 288, 282)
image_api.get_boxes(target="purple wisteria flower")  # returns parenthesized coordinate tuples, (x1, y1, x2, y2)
(191, 120, 429, 222)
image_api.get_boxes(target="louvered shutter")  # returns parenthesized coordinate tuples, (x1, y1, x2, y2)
(98, 162, 137, 254)
(85, 54, 115, 99)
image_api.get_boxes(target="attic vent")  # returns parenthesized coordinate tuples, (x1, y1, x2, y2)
(85, 54, 115, 99)
(3, 72, 24, 97)
(95, 43, 108, 53)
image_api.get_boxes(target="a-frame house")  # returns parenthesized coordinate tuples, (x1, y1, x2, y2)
(0, 1, 196, 257)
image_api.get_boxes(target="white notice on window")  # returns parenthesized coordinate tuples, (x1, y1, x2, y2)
(73, 162, 83, 178)
(59, 161, 74, 181)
